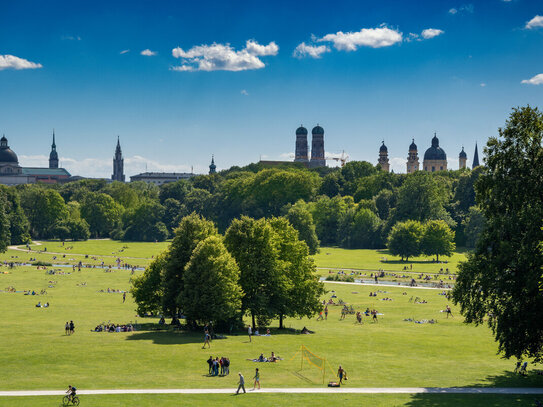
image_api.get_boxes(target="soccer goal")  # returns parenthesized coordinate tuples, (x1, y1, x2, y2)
(290, 345, 334, 384)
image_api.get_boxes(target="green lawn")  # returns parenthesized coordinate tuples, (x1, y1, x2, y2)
(0, 240, 541, 406)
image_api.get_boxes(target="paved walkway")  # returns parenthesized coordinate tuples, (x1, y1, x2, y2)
(1, 387, 543, 396)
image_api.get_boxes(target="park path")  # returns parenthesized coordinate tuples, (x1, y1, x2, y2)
(1, 387, 543, 396)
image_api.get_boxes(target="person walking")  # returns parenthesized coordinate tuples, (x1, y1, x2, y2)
(248, 326, 252, 342)
(253, 368, 260, 390)
(65, 321, 69, 335)
(338, 365, 345, 385)
(236, 372, 246, 394)
(324, 305, 328, 320)
(122, 292, 126, 303)
(316, 310, 323, 321)
(69, 320, 75, 334)
(202, 332, 211, 349)
(207, 356, 213, 375)
(446, 305, 453, 318)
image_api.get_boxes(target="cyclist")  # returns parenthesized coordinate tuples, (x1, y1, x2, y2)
(66, 385, 77, 402)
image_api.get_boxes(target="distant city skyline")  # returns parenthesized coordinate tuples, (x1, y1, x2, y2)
(1, 0, 542, 177)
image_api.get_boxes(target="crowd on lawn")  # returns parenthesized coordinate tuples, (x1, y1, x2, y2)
(92, 323, 135, 332)
(207, 356, 230, 376)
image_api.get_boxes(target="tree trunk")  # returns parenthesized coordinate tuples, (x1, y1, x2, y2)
(436, 254, 439, 262)
(279, 314, 284, 329)
(251, 312, 256, 330)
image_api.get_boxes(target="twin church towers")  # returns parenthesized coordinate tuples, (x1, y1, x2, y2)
(294, 125, 326, 168)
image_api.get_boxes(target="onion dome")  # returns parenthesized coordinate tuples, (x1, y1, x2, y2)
(423, 133, 447, 161)
(312, 125, 324, 135)
(380, 141, 388, 153)
(459, 146, 467, 159)
(409, 139, 417, 151)
(296, 125, 308, 136)
(0, 135, 19, 163)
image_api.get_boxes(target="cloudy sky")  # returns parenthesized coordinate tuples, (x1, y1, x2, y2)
(1, 0, 542, 176)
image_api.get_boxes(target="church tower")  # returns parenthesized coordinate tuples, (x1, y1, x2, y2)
(112, 136, 125, 182)
(406, 139, 419, 173)
(209, 155, 217, 174)
(294, 125, 309, 163)
(459, 146, 467, 169)
(472, 143, 480, 169)
(378, 141, 390, 172)
(309, 125, 326, 168)
(49, 130, 59, 169)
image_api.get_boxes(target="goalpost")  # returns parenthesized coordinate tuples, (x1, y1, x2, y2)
(290, 345, 334, 384)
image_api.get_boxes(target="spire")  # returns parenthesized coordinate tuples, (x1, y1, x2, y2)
(472, 142, 480, 168)
(209, 155, 217, 174)
(52, 130, 56, 149)
(49, 130, 59, 169)
(112, 136, 125, 182)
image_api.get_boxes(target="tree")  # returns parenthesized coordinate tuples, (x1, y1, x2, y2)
(268, 217, 324, 328)
(387, 220, 424, 261)
(80, 192, 122, 237)
(122, 201, 168, 242)
(161, 213, 218, 316)
(339, 206, 382, 249)
(0, 186, 30, 244)
(453, 106, 543, 362)
(374, 189, 396, 220)
(310, 195, 354, 245)
(224, 216, 284, 328)
(0, 193, 11, 252)
(420, 220, 455, 261)
(285, 202, 319, 254)
(20, 187, 68, 238)
(463, 206, 486, 248)
(132, 253, 166, 316)
(179, 236, 242, 325)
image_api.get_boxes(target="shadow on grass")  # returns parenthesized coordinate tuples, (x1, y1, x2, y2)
(405, 371, 543, 407)
(126, 330, 204, 345)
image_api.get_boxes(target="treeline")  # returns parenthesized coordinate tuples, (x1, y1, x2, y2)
(132, 213, 324, 327)
(0, 160, 484, 251)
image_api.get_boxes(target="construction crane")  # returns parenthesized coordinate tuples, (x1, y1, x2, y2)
(326, 150, 349, 167)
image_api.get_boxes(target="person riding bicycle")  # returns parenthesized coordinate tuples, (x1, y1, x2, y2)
(66, 385, 77, 402)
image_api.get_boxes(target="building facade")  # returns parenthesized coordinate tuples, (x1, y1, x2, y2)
(406, 139, 419, 173)
(294, 125, 309, 163)
(309, 125, 326, 168)
(423, 133, 447, 172)
(459, 147, 467, 169)
(130, 172, 195, 185)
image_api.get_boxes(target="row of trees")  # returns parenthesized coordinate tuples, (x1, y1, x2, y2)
(387, 219, 456, 261)
(132, 213, 324, 329)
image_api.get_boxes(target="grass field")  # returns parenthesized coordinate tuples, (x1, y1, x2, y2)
(1, 240, 541, 406)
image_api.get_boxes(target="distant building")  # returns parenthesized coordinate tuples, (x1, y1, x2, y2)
(472, 143, 480, 169)
(0, 134, 70, 185)
(112, 137, 125, 182)
(378, 141, 390, 172)
(130, 172, 195, 185)
(209, 155, 216, 174)
(406, 139, 419, 173)
(309, 125, 326, 168)
(294, 125, 309, 163)
(459, 147, 467, 169)
(49, 131, 59, 169)
(423, 133, 447, 172)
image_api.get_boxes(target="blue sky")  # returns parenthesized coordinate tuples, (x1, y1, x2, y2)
(1, 0, 542, 176)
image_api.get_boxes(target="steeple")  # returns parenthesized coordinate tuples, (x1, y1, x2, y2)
(378, 141, 390, 172)
(459, 146, 467, 169)
(209, 155, 217, 174)
(472, 142, 480, 169)
(49, 130, 59, 169)
(406, 138, 419, 173)
(112, 136, 125, 182)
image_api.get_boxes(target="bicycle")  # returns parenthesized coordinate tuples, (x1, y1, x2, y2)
(62, 395, 80, 406)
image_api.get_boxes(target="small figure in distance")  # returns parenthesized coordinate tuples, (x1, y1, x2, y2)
(65, 384, 77, 404)
(69, 320, 75, 335)
(253, 368, 261, 390)
(248, 325, 252, 343)
(337, 365, 345, 385)
(446, 305, 453, 318)
(235, 372, 246, 394)
(65, 321, 70, 335)
(202, 332, 211, 349)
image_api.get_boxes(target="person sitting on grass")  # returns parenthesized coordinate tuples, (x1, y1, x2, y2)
(258, 353, 266, 362)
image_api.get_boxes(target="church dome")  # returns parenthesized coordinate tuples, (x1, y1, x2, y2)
(423, 134, 447, 161)
(0, 136, 19, 163)
(312, 125, 324, 135)
(296, 126, 308, 136)
(459, 147, 467, 159)
(380, 141, 388, 153)
(409, 139, 417, 151)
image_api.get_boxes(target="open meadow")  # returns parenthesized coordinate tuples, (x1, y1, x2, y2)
(1, 240, 541, 406)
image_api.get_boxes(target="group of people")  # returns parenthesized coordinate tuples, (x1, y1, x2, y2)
(35, 301, 49, 308)
(64, 321, 75, 335)
(207, 356, 231, 376)
(93, 323, 134, 332)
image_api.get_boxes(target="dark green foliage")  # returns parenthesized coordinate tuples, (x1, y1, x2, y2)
(339, 206, 383, 249)
(310, 195, 355, 246)
(132, 253, 166, 316)
(80, 192, 122, 237)
(0, 193, 11, 252)
(420, 220, 456, 261)
(453, 106, 543, 362)
(179, 236, 242, 324)
(463, 206, 486, 248)
(20, 187, 68, 238)
(122, 201, 168, 242)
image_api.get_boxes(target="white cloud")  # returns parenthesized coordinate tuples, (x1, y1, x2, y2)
(61, 35, 81, 41)
(293, 42, 330, 58)
(240, 89, 249, 96)
(120, 49, 130, 54)
(140, 49, 157, 56)
(171, 40, 278, 72)
(20, 154, 205, 178)
(480, 83, 486, 87)
(0, 54, 42, 70)
(521, 73, 543, 85)
(244, 40, 278, 56)
(525, 15, 543, 29)
(406, 33, 419, 42)
(421, 28, 444, 39)
(318, 25, 403, 50)
(449, 4, 474, 15)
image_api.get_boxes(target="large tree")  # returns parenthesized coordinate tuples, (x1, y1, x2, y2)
(387, 220, 424, 261)
(420, 220, 455, 262)
(285, 202, 320, 254)
(179, 236, 242, 325)
(20, 187, 68, 238)
(453, 106, 543, 362)
(80, 192, 122, 237)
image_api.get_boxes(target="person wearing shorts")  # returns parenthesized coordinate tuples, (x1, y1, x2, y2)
(253, 368, 260, 390)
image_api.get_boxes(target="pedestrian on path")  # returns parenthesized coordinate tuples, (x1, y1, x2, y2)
(248, 326, 252, 342)
(202, 332, 211, 349)
(253, 368, 260, 390)
(122, 292, 126, 303)
(338, 365, 346, 385)
(236, 373, 246, 394)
